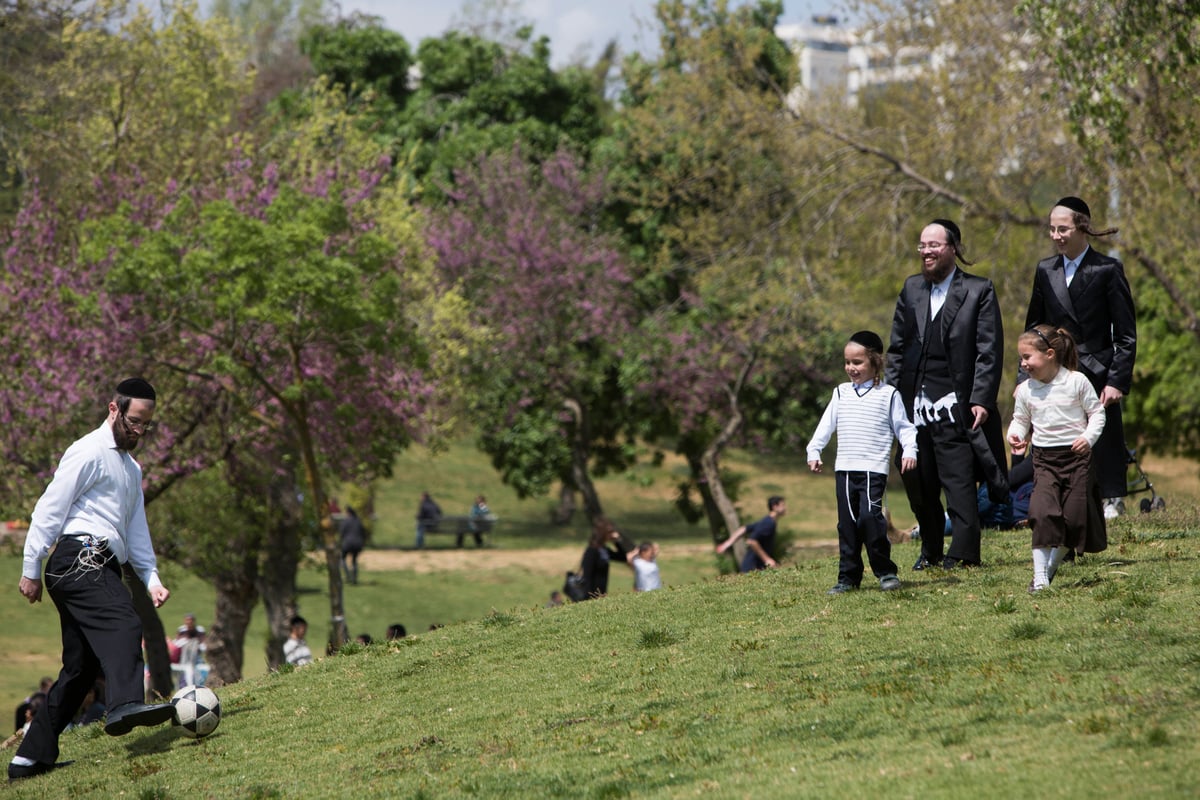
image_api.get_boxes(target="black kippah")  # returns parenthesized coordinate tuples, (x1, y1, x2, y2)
(116, 377, 156, 402)
(1055, 196, 1091, 218)
(930, 218, 961, 246)
(849, 330, 884, 354)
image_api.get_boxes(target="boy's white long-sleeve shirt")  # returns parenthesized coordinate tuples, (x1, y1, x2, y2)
(806, 381, 918, 474)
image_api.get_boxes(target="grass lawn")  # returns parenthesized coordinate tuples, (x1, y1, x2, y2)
(2, 500, 1199, 798)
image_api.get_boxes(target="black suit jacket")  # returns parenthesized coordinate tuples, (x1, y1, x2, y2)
(1021, 247, 1136, 393)
(886, 268, 1004, 413)
(886, 268, 1008, 494)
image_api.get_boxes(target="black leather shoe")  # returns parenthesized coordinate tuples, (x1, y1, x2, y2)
(104, 702, 177, 736)
(8, 760, 72, 782)
(942, 556, 961, 570)
(912, 554, 934, 571)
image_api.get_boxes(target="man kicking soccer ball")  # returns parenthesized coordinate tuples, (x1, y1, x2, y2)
(10, 378, 175, 782)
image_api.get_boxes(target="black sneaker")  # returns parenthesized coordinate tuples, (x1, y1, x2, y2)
(826, 583, 855, 595)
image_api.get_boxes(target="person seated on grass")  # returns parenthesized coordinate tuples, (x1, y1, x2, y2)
(715, 496, 787, 572)
(284, 616, 314, 667)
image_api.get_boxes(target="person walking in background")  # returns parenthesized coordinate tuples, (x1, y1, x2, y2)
(1008, 326, 1106, 592)
(887, 219, 1007, 571)
(10, 378, 175, 782)
(580, 516, 630, 598)
(715, 496, 787, 572)
(627, 541, 662, 591)
(808, 331, 918, 594)
(1021, 196, 1135, 523)
(339, 506, 367, 584)
(414, 491, 441, 549)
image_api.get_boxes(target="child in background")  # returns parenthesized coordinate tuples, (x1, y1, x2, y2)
(1008, 325, 1106, 592)
(628, 541, 662, 591)
(807, 331, 918, 594)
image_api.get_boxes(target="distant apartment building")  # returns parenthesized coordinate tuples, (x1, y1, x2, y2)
(776, 15, 942, 107)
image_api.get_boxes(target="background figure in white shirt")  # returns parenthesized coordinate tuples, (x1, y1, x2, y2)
(10, 378, 175, 783)
(171, 613, 208, 688)
(627, 541, 662, 591)
(284, 615, 314, 666)
(807, 331, 918, 595)
(1009, 326, 1106, 592)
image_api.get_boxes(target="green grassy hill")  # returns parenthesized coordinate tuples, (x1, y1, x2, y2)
(5, 505, 1200, 798)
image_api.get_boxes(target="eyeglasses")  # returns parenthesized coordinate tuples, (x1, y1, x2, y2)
(122, 413, 157, 434)
(916, 242, 948, 253)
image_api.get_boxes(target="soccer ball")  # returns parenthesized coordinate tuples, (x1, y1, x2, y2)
(171, 685, 221, 739)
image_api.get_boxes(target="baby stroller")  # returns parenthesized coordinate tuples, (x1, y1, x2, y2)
(1124, 447, 1166, 513)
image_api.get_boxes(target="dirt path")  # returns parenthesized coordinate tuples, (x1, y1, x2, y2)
(357, 541, 838, 576)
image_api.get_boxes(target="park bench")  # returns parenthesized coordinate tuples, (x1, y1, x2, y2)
(424, 515, 497, 547)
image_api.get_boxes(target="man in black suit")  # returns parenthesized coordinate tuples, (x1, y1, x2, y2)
(1022, 196, 1136, 522)
(887, 220, 1006, 570)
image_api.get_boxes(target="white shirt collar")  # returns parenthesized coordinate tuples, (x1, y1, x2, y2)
(1063, 245, 1090, 269)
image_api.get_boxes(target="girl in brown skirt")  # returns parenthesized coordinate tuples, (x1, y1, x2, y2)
(1008, 326, 1106, 592)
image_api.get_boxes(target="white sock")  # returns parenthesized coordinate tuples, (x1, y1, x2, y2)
(1032, 547, 1051, 589)
(1048, 547, 1069, 582)
(11, 756, 35, 767)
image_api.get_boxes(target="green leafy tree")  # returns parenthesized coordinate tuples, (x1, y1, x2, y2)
(1022, 0, 1200, 456)
(427, 147, 637, 524)
(80, 84, 433, 652)
(7, 0, 250, 213)
(606, 0, 829, 549)
(390, 25, 610, 190)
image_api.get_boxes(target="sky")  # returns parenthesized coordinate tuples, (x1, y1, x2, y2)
(336, 0, 841, 66)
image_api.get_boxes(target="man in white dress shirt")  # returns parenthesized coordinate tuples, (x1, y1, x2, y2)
(10, 378, 175, 782)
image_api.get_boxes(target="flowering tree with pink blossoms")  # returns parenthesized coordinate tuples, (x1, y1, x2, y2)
(1, 91, 433, 669)
(80, 145, 431, 652)
(428, 147, 637, 523)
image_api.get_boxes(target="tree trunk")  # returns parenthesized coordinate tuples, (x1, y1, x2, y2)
(204, 561, 258, 686)
(292, 409, 348, 652)
(562, 398, 605, 525)
(125, 565, 173, 701)
(693, 357, 755, 565)
(551, 483, 576, 525)
(258, 507, 301, 671)
(690, 447, 748, 564)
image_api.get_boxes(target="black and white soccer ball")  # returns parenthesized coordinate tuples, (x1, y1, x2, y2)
(171, 685, 221, 739)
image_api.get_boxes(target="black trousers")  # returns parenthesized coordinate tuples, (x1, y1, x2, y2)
(901, 422, 982, 565)
(17, 537, 145, 765)
(835, 471, 898, 585)
(1093, 401, 1128, 498)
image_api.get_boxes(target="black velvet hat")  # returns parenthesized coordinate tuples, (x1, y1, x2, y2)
(1054, 196, 1091, 217)
(849, 330, 884, 354)
(930, 218, 962, 246)
(116, 378, 157, 402)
